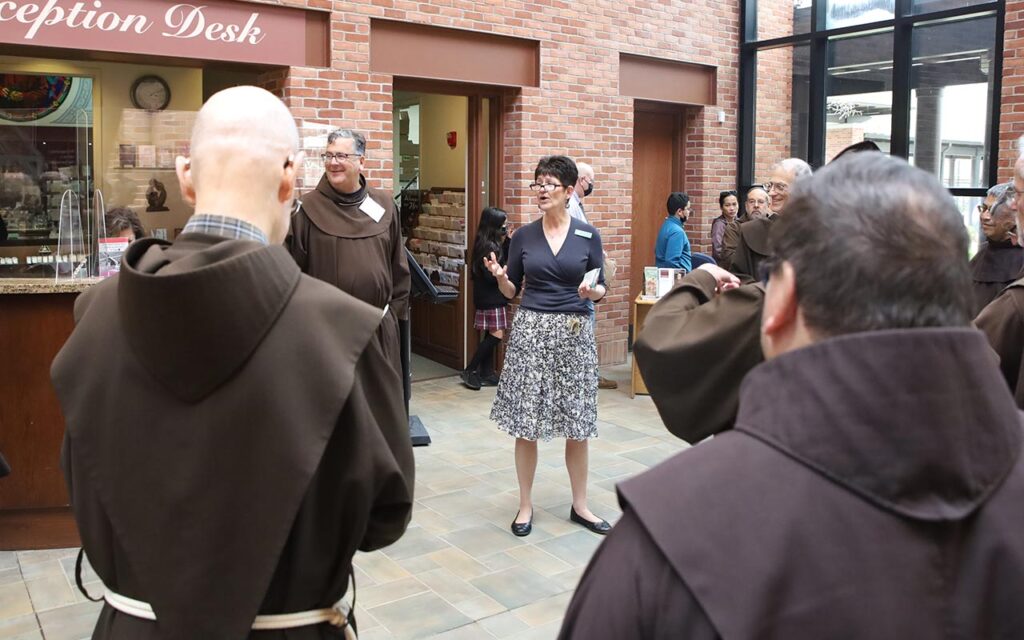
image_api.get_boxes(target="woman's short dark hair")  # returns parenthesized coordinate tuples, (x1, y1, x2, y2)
(105, 207, 146, 239)
(719, 190, 738, 208)
(534, 155, 578, 189)
(472, 206, 508, 280)
(666, 192, 689, 216)
(770, 152, 972, 336)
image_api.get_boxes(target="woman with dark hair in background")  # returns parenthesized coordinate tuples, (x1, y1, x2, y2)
(485, 155, 611, 538)
(711, 190, 739, 264)
(104, 206, 146, 241)
(462, 206, 511, 390)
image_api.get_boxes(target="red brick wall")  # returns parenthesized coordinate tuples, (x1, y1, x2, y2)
(1000, 0, 1024, 182)
(250, 0, 739, 365)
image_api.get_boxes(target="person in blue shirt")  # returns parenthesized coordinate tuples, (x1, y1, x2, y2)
(655, 192, 692, 271)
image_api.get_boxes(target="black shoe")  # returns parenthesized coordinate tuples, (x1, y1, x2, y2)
(511, 511, 533, 537)
(480, 372, 499, 387)
(570, 507, 611, 535)
(461, 370, 481, 391)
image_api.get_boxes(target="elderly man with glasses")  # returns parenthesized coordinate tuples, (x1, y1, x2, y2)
(968, 183, 1021, 317)
(721, 158, 812, 279)
(288, 129, 411, 374)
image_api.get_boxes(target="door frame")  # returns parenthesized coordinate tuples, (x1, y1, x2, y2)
(392, 78, 507, 368)
(629, 100, 687, 329)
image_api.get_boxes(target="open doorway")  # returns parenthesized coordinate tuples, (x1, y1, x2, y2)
(394, 83, 502, 377)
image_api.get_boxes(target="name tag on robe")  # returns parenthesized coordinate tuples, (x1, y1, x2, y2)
(574, 229, 593, 239)
(359, 197, 386, 223)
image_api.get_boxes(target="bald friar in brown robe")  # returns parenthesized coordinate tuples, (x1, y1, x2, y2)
(289, 165, 410, 374)
(52, 87, 414, 640)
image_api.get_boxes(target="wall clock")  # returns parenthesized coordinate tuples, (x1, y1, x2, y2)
(130, 75, 171, 111)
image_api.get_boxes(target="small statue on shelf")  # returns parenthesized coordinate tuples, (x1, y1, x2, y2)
(145, 178, 169, 212)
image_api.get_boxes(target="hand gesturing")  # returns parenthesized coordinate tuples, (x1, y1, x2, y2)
(483, 252, 507, 281)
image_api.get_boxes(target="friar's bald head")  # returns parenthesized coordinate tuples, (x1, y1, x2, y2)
(176, 86, 301, 243)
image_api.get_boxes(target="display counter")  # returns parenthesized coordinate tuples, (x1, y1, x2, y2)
(0, 278, 99, 549)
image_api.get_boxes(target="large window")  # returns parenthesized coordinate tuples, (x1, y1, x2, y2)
(740, 0, 1004, 238)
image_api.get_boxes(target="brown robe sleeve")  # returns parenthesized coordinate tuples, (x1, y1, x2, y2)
(346, 334, 415, 551)
(975, 287, 1024, 409)
(286, 206, 310, 272)
(718, 220, 740, 271)
(388, 201, 411, 322)
(557, 508, 720, 640)
(634, 270, 764, 444)
(729, 230, 756, 280)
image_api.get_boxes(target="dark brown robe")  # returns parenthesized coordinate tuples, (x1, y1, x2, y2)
(289, 174, 411, 372)
(976, 277, 1024, 409)
(51, 234, 415, 640)
(969, 239, 1024, 317)
(721, 215, 774, 280)
(634, 270, 765, 444)
(561, 329, 1024, 639)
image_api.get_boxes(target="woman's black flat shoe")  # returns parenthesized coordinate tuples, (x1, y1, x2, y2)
(570, 507, 611, 535)
(511, 511, 533, 537)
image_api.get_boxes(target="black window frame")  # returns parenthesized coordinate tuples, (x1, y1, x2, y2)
(738, 0, 1006, 204)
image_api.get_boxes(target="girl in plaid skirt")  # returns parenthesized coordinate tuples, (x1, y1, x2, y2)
(462, 206, 510, 390)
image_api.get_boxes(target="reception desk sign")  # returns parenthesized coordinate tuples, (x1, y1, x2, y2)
(0, 0, 328, 67)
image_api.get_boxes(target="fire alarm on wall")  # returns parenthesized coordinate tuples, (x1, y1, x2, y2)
(447, 131, 457, 149)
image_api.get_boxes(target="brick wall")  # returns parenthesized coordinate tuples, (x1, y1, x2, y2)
(251, 0, 739, 365)
(1000, 0, 1024, 182)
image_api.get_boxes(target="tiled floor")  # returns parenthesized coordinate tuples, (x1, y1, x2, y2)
(0, 360, 687, 639)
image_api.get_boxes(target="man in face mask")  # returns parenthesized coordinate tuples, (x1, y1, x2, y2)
(567, 160, 618, 388)
(655, 191, 693, 272)
(568, 161, 594, 223)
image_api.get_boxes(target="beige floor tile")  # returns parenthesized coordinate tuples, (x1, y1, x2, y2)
(36, 600, 103, 640)
(440, 525, 527, 560)
(355, 551, 412, 585)
(382, 527, 452, 562)
(418, 491, 490, 519)
(0, 582, 33, 619)
(368, 591, 472, 639)
(508, 618, 564, 640)
(424, 548, 491, 581)
(510, 591, 573, 627)
(450, 594, 506, 620)
(25, 573, 76, 612)
(535, 531, 604, 569)
(0, 568, 23, 586)
(17, 559, 64, 582)
(415, 568, 489, 606)
(427, 621, 498, 639)
(469, 567, 563, 611)
(477, 610, 531, 638)
(0, 613, 41, 637)
(359, 576, 430, 609)
(0, 553, 18, 572)
(503, 545, 572, 578)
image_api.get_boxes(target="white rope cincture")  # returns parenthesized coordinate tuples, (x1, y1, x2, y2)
(103, 590, 355, 638)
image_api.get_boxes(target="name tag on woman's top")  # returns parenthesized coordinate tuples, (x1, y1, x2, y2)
(574, 229, 592, 239)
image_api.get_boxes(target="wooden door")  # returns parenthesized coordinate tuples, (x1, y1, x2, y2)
(630, 109, 680, 324)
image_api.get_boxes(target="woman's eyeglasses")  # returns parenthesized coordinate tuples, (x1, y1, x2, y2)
(529, 182, 564, 193)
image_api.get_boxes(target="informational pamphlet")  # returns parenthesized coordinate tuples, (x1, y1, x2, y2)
(98, 237, 130, 278)
(657, 268, 686, 297)
(643, 266, 658, 299)
(581, 267, 601, 289)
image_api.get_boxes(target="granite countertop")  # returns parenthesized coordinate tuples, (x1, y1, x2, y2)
(0, 278, 103, 294)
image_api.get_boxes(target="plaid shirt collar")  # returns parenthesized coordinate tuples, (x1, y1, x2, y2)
(181, 214, 269, 245)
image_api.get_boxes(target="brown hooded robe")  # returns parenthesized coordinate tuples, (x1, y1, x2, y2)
(52, 234, 414, 640)
(720, 215, 775, 280)
(561, 329, 1024, 639)
(288, 175, 410, 374)
(969, 239, 1024, 317)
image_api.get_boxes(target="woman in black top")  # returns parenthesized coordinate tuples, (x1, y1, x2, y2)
(484, 155, 611, 538)
(462, 207, 510, 390)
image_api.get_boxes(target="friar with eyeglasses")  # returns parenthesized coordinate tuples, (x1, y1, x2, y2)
(288, 129, 411, 374)
(720, 158, 812, 279)
(51, 87, 413, 639)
